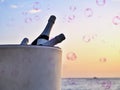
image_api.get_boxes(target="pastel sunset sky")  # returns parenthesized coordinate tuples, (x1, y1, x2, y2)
(0, 0, 120, 78)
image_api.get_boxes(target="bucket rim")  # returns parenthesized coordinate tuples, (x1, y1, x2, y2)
(0, 44, 61, 51)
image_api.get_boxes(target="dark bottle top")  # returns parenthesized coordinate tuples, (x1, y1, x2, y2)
(41, 33, 66, 47)
(31, 15, 56, 45)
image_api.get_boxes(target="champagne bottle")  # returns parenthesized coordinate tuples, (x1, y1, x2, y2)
(31, 15, 56, 45)
(20, 38, 29, 45)
(41, 33, 66, 47)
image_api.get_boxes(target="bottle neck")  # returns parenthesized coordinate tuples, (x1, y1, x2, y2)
(40, 22, 54, 36)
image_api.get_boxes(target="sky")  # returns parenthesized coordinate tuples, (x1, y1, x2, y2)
(0, 0, 120, 78)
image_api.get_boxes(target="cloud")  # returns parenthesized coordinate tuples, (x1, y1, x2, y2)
(10, 5, 18, 9)
(28, 9, 41, 14)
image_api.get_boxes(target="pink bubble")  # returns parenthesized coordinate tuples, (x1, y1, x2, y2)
(84, 8, 93, 17)
(82, 34, 97, 43)
(33, 1, 41, 10)
(22, 11, 28, 16)
(66, 52, 77, 61)
(96, 80, 112, 90)
(82, 35, 91, 43)
(96, 0, 106, 6)
(97, 80, 112, 89)
(91, 34, 97, 39)
(99, 57, 107, 62)
(67, 78, 77, 85)
(69, 6, 77, 12)
(63, 15, 76, 23)
(68, 15, 75, 20)
(101, 80, 112, 89)
(67, 15, 75, 23)
(112, 16, 120, 25)
(24, 17, 32, 23)
(34, 15, 41, 21)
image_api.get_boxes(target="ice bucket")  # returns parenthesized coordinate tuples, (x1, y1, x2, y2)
(0, 45, 62, 90)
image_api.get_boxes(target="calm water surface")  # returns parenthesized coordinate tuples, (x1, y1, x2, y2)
(61, 78, 120, 90)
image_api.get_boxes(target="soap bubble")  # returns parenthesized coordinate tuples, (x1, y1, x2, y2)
(82, 35, 91, 43)
(84, 8, 93, 17)
(82, 34, 97, 43)
(69, 6, 77, 12)
(33, 1, 41, 11)
(24, 17, 32, 23)
(96, 0, 106, 6)
(66, 52, 77, 61)
(97, 80, 112, 89)
(99, 57, 107, 62)
(112, 16, 120, 25)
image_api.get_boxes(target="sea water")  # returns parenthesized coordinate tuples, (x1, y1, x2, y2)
(61, 78, 120, 90)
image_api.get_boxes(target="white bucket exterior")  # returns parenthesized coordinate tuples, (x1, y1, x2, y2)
(0, 45, 62, 90)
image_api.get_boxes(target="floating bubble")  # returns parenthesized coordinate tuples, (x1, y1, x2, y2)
(101, 80, 112, 89)
(66, 52, 77, 61)
(22, 10, 41, 23)
(99, 57, 107, 62)
(69, 6, 77, 12)
(82, 34, 97, 43)
(68, 15, 75, 21)
(22, 11, 28, 16)
(96, 0, 106, 6)
(62, 5, 77, 23)
(34, 15, 41, 21)
(33, 1, 41, 11)
(82, 35, 91, 43)
(112, 16, 120, 25)
(97, 80, 112, 89)
(24, 17, 32, 23)
(84, 8, 93, 17)
(91, 34, 97, 39)
(63, 15, 76, 23)
(67, 78, 77, 85)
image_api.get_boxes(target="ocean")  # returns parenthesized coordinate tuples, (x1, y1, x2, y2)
(61, 78, 120, 90)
